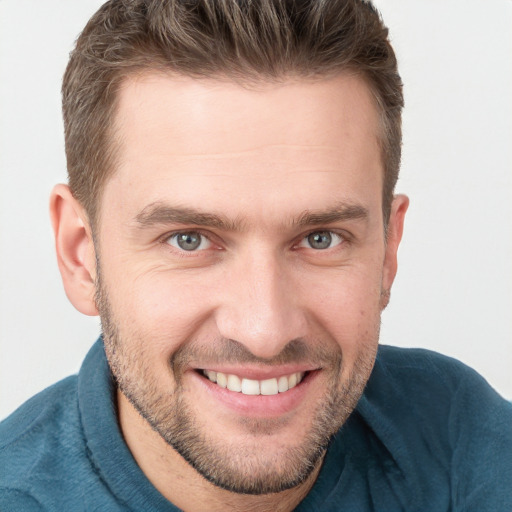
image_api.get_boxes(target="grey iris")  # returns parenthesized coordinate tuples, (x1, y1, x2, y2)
(308, 231, 332, 250)
(177, 232, 202, 251)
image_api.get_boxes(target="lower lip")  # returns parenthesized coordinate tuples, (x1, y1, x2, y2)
(191, 370, 319, 417)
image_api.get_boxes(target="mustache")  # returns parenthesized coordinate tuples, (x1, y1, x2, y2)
(170, 337, 341, 378)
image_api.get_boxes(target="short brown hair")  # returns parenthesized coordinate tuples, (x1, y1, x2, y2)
(63, 0, 403, 227)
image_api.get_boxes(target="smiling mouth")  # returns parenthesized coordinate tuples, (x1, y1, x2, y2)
(200, 369, 307, 396)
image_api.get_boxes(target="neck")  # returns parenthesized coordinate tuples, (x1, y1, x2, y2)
(117, 390, 322, 512)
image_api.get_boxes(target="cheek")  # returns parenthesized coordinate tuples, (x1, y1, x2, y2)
(106, 265, 219, 346)
(303, 265, 383, 354)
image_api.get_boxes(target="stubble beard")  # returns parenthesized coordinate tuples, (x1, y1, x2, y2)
(95, 272, 378, 495)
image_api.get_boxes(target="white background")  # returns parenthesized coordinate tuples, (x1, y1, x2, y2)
(1, 0, 511, 420)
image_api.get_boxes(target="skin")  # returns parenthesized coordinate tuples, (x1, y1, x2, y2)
(50, 73, 408, 511)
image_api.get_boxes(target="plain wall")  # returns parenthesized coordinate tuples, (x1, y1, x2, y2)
(1, 0, 511, 420)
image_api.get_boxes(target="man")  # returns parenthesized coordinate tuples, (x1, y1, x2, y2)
(0, 0, 510, 510)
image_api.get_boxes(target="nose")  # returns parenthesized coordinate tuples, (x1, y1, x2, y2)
(214, 248, 307, 360)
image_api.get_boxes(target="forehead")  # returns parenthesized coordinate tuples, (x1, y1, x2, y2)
(102, 72, 382, 226)
(114, 71, 380, 155)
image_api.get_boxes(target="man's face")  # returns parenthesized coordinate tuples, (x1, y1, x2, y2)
(95, 73, 395, 494)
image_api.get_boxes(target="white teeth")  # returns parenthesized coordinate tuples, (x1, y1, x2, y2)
(227, 374, 242, 392)
(216, 372, 227, 388)
(205, 370, 217, 383)
(260, 378, 278, 396)
(241, 378, 260, 395)
(277, 375, 289, 392)
(203, 370, 305, 395)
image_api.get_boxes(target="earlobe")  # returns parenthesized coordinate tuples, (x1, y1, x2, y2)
(380, 194, 409, 310)
(49, 184, 99, 316)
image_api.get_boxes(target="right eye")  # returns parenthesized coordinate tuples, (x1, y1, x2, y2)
(166, 232, 212, 252)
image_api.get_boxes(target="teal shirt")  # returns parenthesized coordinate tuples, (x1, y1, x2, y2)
(1, 340, 511, 511)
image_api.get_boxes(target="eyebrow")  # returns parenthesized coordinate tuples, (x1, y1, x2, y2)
(134, 201, 369, 231)
(135, 203, 242, 231)
(295, 203, 369, 227)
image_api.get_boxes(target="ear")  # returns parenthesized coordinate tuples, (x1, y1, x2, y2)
(380, 194, 409, 310)
(49, 184, 98, 316)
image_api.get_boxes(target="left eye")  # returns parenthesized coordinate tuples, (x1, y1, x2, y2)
(167, 232, 212, 251)
(298, 231, 343, 250)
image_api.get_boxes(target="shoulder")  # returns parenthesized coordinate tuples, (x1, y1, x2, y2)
(0, 376, 79, 447)
(0, 376, 80, 450)
(374, 345, 511, 413)
(376, 344, 474, 378)
(0, 376, 84, 501)
(359, 345, 512, 509)
(372, 345, 507, 406)
(369, 344, 512, 427)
